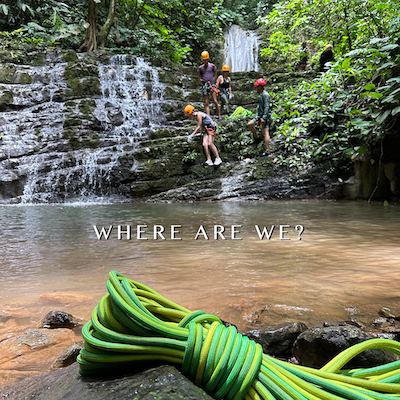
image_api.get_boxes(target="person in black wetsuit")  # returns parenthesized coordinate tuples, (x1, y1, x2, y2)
(216, 65, 232, 115)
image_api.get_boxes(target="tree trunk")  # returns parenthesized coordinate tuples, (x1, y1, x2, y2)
(98, 0, 116, 48)
(114, 17, 121, 45)
(79, 0, 98, 52)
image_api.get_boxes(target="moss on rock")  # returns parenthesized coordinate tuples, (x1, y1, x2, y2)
(0, 64, 16, 84)
(0, 90, 14, 108)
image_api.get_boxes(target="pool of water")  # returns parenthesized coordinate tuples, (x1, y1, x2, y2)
(1, 200, 399, 331)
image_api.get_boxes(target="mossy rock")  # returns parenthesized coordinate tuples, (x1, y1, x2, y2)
(68, 137, 81, 150)
(182, 76, 201, 90)
(0, 90, 14, 108)
(164, 85, 184, 101)
(25, 51, 46, 67)
(79, 99, 96, 115)
(229, 91, 258, 106)
(0, 64, 16, 84)
(66, 77, 101, 97)
(61, 50, 79, 63)
(149, 128, 178, 139)
(139, 158, 184, 180)
(130, 181, 152, 196)
(64, 61, 99, 80)
(18, 72, 32, 85)
(63, 118, 82, 128)
(158, 70, 182, 86)
(184, 90, 200, 102)
(82, 134, 100, 148)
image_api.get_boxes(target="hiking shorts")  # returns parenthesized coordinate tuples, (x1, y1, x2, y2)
(253, 118, 270, 129)
(201, 82, 217, 96)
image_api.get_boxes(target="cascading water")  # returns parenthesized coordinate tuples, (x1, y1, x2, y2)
(97, 55, 164, 140)
(10, 54, 165, 204)
(223, 25, 259, 72)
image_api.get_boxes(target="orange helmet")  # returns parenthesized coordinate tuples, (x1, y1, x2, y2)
(201, 51, 209, 60)
(222, 65, 230, 72)
(184, 104, 194, 116)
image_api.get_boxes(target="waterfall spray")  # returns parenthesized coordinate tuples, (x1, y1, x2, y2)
(224, 25, 259, 72)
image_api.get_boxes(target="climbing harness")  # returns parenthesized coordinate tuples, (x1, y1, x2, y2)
(78, 271, 400, 400)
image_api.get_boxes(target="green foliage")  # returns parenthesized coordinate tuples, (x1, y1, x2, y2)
(0, 0, 224, 62)
(269, 29, 400, 173)
(259, 0, 400, 69)
(182, 149, 200, 163)
(256, 0, 400, 174)
(0, 0, 87, 49)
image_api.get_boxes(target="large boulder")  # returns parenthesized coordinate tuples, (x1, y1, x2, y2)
(293, 325, 400, 368)
(0, 363, 214, 400)
(245, 322, 308, 356)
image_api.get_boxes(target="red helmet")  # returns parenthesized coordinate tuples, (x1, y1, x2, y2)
(254, 78, 266, 87)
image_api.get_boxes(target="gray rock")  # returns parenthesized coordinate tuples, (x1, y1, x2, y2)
(40, 310, 81, 329)
(0, 363, 214, 400)
(51, 341, 85, 369)
(378, 307, 397, 320)
(245, 322, 308, 356)
(16, 328, 56, 348)
(293, 325, 400, 368)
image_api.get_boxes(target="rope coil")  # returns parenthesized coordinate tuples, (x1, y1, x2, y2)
(78, 271, 400, 399)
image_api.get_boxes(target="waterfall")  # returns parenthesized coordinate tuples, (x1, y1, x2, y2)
(96, 55, 165, 142)
(6, 54, 165, 204)
(223, 25, 259, 72)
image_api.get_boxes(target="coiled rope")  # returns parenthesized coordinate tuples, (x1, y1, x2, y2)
(78, 271, 400, 399)
(228, 106, 253, 118)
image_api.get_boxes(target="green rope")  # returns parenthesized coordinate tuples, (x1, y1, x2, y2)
(78, 271, 400, 400)
(227, 106, 253, 119)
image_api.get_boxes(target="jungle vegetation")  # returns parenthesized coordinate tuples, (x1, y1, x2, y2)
(0, 0, 262, 63)
(1, 0, 399, 183)
(258, 0, 400, 177)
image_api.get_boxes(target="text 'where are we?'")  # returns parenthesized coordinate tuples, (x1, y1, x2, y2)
(92, 224, 305, 241)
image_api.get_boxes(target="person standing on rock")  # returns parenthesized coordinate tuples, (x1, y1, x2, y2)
(299, 41, 309, 72)
(198, 51, 221, 119)
(185, 105, 222, 166)
(247, 78, 273, 157)
(216, 65, 232, 115)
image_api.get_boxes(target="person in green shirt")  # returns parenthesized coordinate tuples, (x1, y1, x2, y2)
(299, 41, 309, 72)
(247, 78, 273, 157)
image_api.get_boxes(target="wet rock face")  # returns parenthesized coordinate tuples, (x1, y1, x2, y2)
(293, 325, 400, 368)
(0, 49, 342, 204)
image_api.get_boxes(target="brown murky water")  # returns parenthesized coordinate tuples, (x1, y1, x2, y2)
(1, 200, 400, 386)
(1, 200, 399, 328)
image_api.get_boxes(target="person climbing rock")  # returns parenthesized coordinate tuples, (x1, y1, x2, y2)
(319, 45, 335, 71)
(198, 51, 221, 119)
(247, 78, 273, 157)
(299, 41, 309, 72)
(185, 104, 222, 166)
(216, 65, 232, 115)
